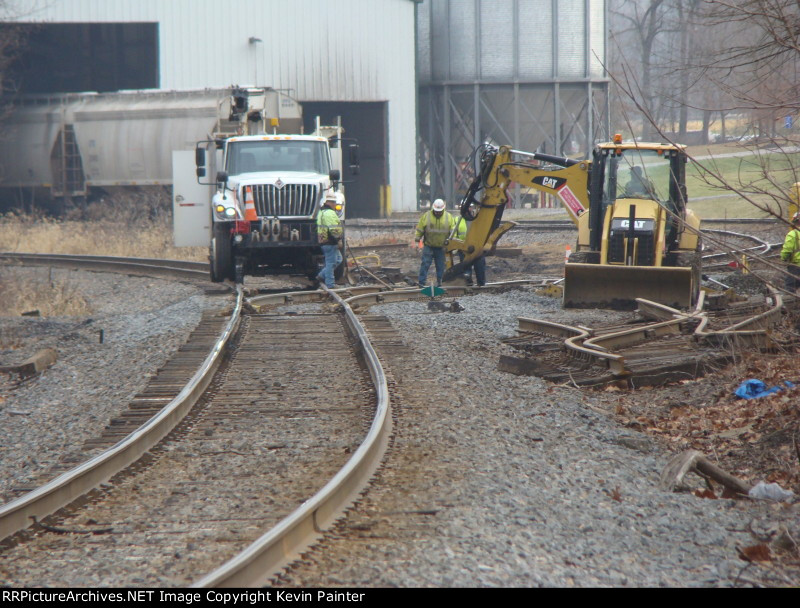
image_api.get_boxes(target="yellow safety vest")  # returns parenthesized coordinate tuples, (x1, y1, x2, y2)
(415, 210, 454, 248)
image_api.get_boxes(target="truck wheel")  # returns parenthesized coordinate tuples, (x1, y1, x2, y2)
(210, 226, 234, 282)
(234, 257, 245, 285)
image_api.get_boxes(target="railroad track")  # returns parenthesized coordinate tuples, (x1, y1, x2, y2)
(0, 229, 794, 585)
(0, 253, 553, 586)
(0, 297, 390, 586)
(0, 280, 399, 586)
(347, 217, 783, 231)
(0, 252, 211, 283)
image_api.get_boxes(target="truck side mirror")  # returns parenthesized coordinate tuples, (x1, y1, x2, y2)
(196, 167, 206, 178)
(216, 171, 229, 185)
(329, 169, 341, 182)
(348, 144, 360, 175)
(195, 147, 206, 168)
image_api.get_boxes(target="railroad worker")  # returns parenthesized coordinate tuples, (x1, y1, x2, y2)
(316, 198, 343, 289)
(415, 199, 455, 287)
(453, 215, 487, 287)
(780, 211, 800, 292)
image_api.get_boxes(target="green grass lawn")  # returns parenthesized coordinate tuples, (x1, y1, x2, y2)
(686, 149, 800, 218)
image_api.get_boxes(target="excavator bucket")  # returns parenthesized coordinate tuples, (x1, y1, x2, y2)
(563, 263, 695, 310)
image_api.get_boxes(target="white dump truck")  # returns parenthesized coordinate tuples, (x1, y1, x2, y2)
(173, 87, 359, 283)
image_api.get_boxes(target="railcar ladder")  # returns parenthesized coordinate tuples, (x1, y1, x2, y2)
(50, 124, 86, 198)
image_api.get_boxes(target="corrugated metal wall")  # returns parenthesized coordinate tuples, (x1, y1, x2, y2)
(417, 0, 609, 207)
(7, 0, 418, 212)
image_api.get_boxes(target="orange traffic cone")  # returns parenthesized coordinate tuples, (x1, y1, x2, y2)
(565, 244, 572, 262)
(244, 186, 258, 221)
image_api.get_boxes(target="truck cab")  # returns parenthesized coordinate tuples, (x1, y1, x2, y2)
(173, 87, 358, 284)
(209, 132, 347, 283)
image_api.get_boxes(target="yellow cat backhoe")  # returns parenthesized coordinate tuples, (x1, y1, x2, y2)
(442, 135, 702, 308)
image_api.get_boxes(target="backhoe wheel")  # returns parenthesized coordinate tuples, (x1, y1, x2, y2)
(210, 225, 234, 283)
(567, 251, 591, 264)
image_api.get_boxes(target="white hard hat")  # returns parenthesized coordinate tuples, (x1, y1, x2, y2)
(432, 199, 446, 212)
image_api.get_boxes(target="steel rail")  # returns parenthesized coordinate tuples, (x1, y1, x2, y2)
(636, 292, 706, 322)
(701, 229, 771, 258)
(193, 288, 392, 588)
(515, 316, 627, 375)
(700, 230, 773, 272)
(248, 279, 555, 312)
(693, 291, 783, 349)
(0, 288, 243, 541)
(0, 252, 209, 281)
(517, 317, 593, 339)
(512, 287, 781, 379)
(563, 333, 628, 376)
(583, 318, 684, 352)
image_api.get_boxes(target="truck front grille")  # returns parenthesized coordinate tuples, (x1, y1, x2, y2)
(251, 183, 319, 217)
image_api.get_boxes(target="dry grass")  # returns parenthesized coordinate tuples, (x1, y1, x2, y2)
(0, 217, 206, 260)
(0, 193, 206, 317)
(0, 193, 207, 261)
(0, 268, 92, 319)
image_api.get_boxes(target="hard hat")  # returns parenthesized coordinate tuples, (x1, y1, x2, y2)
(432, 199, 446, 212)
(792, 211, 800, 223)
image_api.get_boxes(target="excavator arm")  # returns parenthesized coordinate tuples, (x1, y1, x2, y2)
(442, 145, 590, 281)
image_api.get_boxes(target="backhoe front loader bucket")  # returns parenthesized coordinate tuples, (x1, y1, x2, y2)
(563, 263, 695, 310)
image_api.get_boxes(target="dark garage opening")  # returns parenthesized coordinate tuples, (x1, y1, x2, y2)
(2, 22, 159, 95)
(302, 102, 387, 220)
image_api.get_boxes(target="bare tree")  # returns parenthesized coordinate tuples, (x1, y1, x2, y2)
(0, 1, 32, 97)
(609, 0, 711, 140)
(609, 0, 800, 295)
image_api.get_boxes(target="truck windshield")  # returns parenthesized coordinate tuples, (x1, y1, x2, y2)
(227, 140, 331, 175)
(605, 149, 673, 203)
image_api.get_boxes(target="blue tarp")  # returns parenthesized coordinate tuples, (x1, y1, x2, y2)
(734, 379, 796, 400)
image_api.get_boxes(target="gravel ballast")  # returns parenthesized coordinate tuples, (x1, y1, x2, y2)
(0, 267, 228, 504)
(1, 243, 797, 587)
(275, 287, 799, 588)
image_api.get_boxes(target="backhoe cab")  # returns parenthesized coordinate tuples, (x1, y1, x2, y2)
(443, 137, 701, 309)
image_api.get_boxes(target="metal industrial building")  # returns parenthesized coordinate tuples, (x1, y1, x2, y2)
(417, 0, 609, 207)
(2, 0, 608, 215)
(1, 0, 418, 217)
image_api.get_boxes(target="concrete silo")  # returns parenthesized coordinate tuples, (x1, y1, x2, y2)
(417, 0, 609, 207)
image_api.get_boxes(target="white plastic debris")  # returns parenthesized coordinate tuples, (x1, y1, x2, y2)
(748, 481, 795, 502)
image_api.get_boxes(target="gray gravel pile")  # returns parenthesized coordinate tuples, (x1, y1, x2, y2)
(0, 269, 226, 504)
(369, 289, 799, 586)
